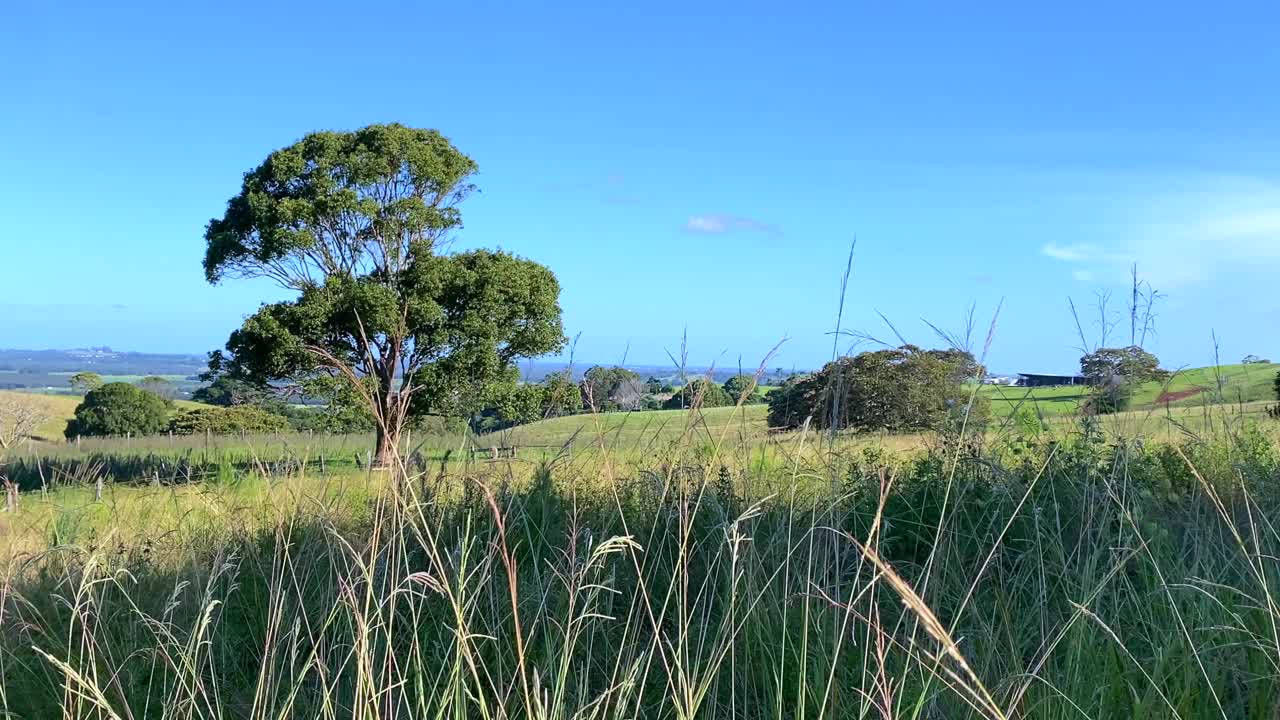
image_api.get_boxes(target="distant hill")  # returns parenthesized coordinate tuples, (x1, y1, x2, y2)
(0, 348, 207, 396)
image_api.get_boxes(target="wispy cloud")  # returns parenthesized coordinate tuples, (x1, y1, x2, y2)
(684, 214, 782, 238)
(1041, 179, 1280, 288)
(1042, 243, 1107, 263)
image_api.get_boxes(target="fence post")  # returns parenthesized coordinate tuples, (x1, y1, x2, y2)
(76, 435, 81, 451)
(3, 480, 16, 513)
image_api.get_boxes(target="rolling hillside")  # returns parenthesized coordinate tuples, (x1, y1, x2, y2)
(981, 362, 1278, 417)
(496, 362, 1279, 445)
(0, 390, 210, 441)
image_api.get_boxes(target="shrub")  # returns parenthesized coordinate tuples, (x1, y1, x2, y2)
(65, 383, 171, 438)
(1079, 346, 1166, 415)
(580, 366, 644, 411)
(765, 346, 983, 432)
(722, 374, 764, 404)
(168, 406, 291, 436)
(663, 379, 733, 410)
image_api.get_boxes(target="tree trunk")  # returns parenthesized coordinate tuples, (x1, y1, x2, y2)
(373, 424, 399, 468)
(371, 380, 403, 468)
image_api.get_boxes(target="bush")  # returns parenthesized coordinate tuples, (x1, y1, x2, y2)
(168, 406, 291, 436)
(580, 366, 643, 411)
(722, 374, 764, 404)
(766, 346, 983, 432)
(65, 383, 172, 438)
(663, 379, 733, 410)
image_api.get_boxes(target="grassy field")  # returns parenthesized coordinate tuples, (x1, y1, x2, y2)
(0, 389, 209, 441)
(4, 403, 1280, 717)
(980, 361, 1279, 418)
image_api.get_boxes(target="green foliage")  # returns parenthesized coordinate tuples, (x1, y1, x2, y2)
(192, 376, 269, 406)
(473, 372, 584, 433)
(68, 372, 103, 392)
(202, 124, 566, 460)
(168, 406, 291, 436)
(722, 374, 764, 404)
(65, 383, 172, 438)
(1080, 346, 1167, 385)
(766, 346, 984, 432)
(1080, 346, 1166, 415)
(663, 378, 732, 410)
(136, 375, 175, 399)
(580, 366, 643, 411)
(663, 378, 733, 410)
(765, 373, 819, 430)
(540, 370, 583, 418)
(1274, 370, 1280, 402)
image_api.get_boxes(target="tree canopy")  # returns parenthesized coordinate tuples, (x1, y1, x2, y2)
(722, 374, 764, 404)
(191, 376, 270, 407)
(1079, 346, 1167, 386)
(580, 366, 643, 411)
(663, 379, 733, 410)
(202, 124, 565, 463)
(766, 346, 984, 432)
(65, 383, 171, 438)
(1079, 346, 1167, 414)
(68, 372, 103, 393)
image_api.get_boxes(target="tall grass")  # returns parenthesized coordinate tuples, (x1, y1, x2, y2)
(4, 408, 1280, 718)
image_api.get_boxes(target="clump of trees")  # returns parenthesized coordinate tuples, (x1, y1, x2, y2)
(579, 366, 644, 411)
(766, 345, 984, 432)
(191, 376, 268, 407)
(137, 376, 176, 399)
(201, 124, 566, 464)
(169, 406, 290, 436)
(471, 371, 584, 433)
(722, 374, 765, 404)
(68, 372, 103, 393)
(65, 383, 172, 438)
(1079, 345, 1168, 414)
(663, 379, 733, 410)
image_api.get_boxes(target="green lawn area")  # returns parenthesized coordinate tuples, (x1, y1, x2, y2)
(499, 404, 770, 448)
(1, 390, 211, 441)
(979, 362, 1279, 418)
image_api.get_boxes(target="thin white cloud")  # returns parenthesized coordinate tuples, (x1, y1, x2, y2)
(684, 214, 782, 238)
(1041, 179, 1280, 289)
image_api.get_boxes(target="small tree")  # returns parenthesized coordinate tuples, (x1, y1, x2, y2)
(65, 383, 172, 438)
(580, 366, 643, 411)
(765, 346, 981, 432)
(192, 376, 269, 406)
(68, 372, 103, 393)
(664, 379, 733, 410)
(1080, 346, 1167, 414)
(137, 376, 175, 399)
(541, 371, 583, 418)
(0, 394, 49, 450)
(723, 374, 763, 404)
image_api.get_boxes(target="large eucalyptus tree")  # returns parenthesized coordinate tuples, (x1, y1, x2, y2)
(203, 124, 565, 464)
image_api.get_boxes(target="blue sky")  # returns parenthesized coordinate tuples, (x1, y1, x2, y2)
(3, 2, 1279, 374)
